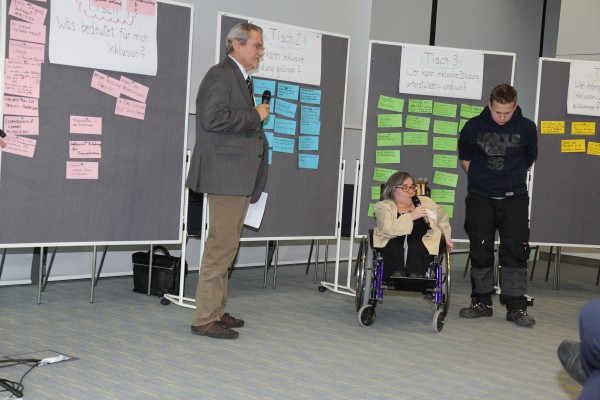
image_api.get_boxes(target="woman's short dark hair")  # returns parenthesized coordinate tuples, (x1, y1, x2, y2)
(225, 23, 263, 54)
(381, 171, 413, 201)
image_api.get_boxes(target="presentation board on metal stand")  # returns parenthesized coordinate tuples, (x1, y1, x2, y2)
(213, 13, 349, 241)
(0, 1, 193, 247)
(530, 58, 600, 247)
(356, 41, 515, 242)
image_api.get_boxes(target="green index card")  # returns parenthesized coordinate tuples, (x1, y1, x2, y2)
(378, 114, 403, 128)
(404, 131, 428, 145)
(459, 118, 469, 132)
(430, 189, 455, 203)
(373, 167, 397, 182)
(433, 154, 458, 169)
(433, 136, 457, 151)
(433, 170, 459, 187)
(405, 115, 430, 131)
(408, 99, 433, 114)
(439, 204, 454, 218)
(433, 120, 458, 135)
(368, 203, 375, 217)
(433, 102, 457, 118)
(460, 104, 484, 119)
(377, 132, 402, 146)
(371, 185, 381, 200)
(378, 95, 404, 112)
(376, 149, 400, 164)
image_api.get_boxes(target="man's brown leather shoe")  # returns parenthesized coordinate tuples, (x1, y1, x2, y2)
(191, 321, 239, 339)
(221, 313, 244, 328)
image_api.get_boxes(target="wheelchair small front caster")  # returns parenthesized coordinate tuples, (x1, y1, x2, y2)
(433, 309, 444, 332)
(358, 305, 377, 326)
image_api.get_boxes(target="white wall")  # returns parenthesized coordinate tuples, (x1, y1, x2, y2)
(556, 0, 600, 61)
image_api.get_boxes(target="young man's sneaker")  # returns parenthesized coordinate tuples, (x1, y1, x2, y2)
(459, 301, 493, 318)
(506, 309, 536, 327)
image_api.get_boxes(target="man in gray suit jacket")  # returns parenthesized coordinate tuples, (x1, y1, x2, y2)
(187, 22, 270, 339)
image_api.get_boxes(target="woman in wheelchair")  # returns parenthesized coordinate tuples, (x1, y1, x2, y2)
(373, 171, 454, 280)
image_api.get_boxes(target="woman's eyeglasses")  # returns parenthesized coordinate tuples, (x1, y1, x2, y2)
(396, 185, 417, 193)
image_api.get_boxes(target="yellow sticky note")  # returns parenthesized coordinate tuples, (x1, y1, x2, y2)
(572, 122, 596, 135)
(540, 121, 565, 134)
(588, 142, 600, 156)
(561, 140, 586, 153)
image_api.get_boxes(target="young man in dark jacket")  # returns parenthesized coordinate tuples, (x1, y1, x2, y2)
(458, 84, 538, 327)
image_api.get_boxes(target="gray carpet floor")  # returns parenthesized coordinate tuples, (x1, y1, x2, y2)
(0, 252, 596, 399)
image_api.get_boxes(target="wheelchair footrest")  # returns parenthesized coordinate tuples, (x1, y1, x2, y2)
(385, 277, 436, 292)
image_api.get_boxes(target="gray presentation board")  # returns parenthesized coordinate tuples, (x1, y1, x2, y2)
(530, 58, 600, 246)
(0, 1, 192, 247)
(356, 41, 515, 240)
(214, 14, 349, 239)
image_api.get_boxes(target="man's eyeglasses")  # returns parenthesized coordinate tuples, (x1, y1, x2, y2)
(247, 41, 265, 51)
(396, 185, 417, 192)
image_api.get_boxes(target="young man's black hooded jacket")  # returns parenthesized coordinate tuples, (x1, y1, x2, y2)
(458, 105, 538, 197)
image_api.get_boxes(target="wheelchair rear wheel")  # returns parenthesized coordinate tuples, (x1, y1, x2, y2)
(355, 237, 372, 311)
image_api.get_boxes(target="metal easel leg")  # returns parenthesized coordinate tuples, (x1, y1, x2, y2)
(94, 246, 109, 287)
(0, 248, 6, 281)
(41, 247, 57, 292)
(90, 245, 98, 303)
(552, 246, 561, 290)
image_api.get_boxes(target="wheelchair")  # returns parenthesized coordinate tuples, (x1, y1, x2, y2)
(354, 231, 451, 332)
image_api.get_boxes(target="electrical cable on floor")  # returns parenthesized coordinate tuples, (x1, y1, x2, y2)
(0, 358, 41, 398)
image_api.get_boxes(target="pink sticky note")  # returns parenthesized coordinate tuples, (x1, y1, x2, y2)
(3, 95, 39, 116)
(9, 40, 45, 62)
(3, 116, 39, 135)
(120, 76, 149, 103)
(127, 0, 156, 16)
(66, 161, 99, 180)
(3, 59, 41, 98)
(10, 20, 46, 44)
(91, 0, 122, 11)
(69, 141, 101, 159)
(115, 98, 146, 120)
(70, 115, 102, 135)
(91, 70, 122, 98)
(8, 0, 48, 25)
(1, 135, 36, 157)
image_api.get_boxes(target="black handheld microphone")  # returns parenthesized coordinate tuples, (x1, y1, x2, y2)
(0, 128, 5, 138)
(261, 90, 271, 105)
(412, 195, 431, 229)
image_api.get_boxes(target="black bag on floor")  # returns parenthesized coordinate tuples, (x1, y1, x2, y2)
(132, 245, 187, 296)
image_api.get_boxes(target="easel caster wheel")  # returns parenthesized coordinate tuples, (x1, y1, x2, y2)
(318, 286, 327, 292)
(160, 298, 171, 306)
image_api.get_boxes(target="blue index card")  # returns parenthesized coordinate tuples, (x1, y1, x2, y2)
(275, 98, 297, 119)
(300, 88, 321, 104)
(298, 153, 319, 169)
(274, 117, 296, 136)
(301, 105, 320, 122)
(298, 135, 319, 151)
(300, 120, 320, 135)
(273, 136, 294, 153)
(265, 132, 274, 148)
(253, 78, 277, 97)
(277, 83, 300, 100)
(263, 115, 275, 130)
